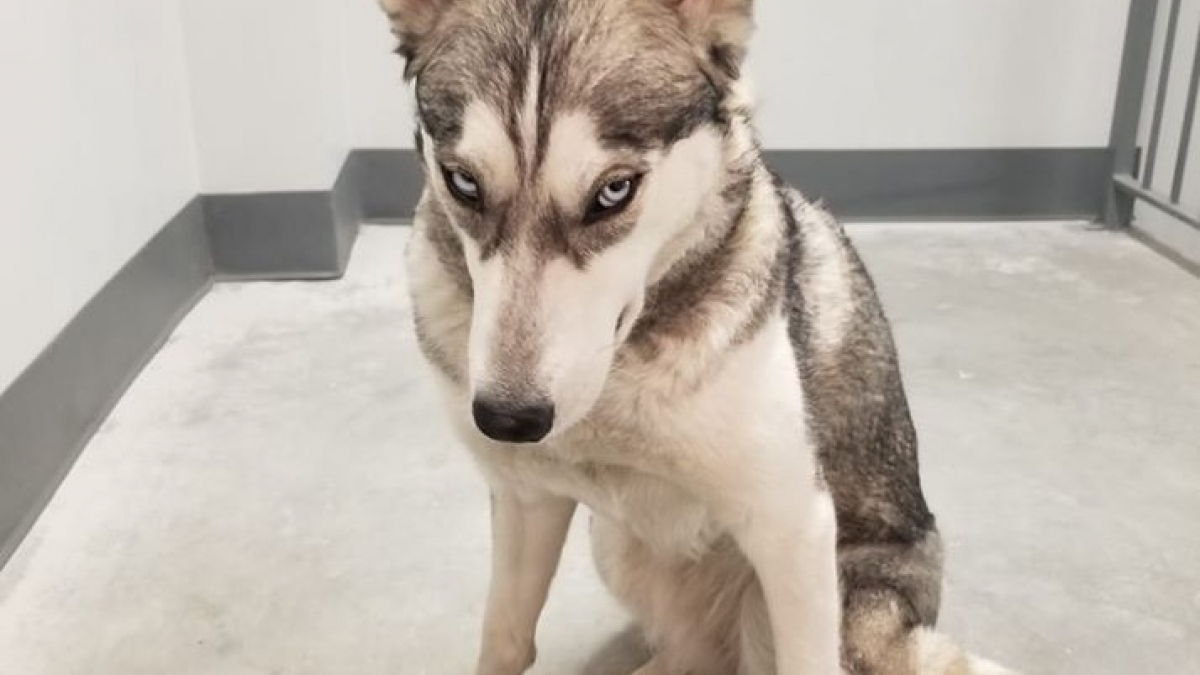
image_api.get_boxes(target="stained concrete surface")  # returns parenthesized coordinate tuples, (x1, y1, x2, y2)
(1, 222, 1198, 675)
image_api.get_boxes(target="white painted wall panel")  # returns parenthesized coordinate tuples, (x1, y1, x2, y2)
(179, 0, 349, 193)
(343, 0, 414, 149)
(340, 0, 1130, 150)
(754, 0, 1128, 149)
(0, 0, 199, 393)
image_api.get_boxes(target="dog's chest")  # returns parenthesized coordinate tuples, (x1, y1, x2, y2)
(509, 454, 722, 558)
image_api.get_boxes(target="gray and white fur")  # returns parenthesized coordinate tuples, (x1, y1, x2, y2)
(377, 1, 1017, 673)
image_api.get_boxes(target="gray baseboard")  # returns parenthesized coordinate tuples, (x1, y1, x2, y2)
(348, 149, 425, 222)
(770, 148, 1110, 222)
(204, 157, 365, 280)
(0, 154, 375, 568)
(204, 191, 347, 280)
(0, 199, 213, 567)
(332, 154, 367, 270)
(348, 147, 1111, 223)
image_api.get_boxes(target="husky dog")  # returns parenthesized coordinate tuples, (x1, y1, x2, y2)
(378, 1, 1014, 674)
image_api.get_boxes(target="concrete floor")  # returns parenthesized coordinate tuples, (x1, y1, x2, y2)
(1, 222, 1198, 675)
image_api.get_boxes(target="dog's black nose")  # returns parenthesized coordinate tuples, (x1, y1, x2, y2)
(472, 399, 554, 444)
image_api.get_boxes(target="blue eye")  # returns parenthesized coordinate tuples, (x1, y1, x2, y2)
(442, 167, 481, 205)
(587, 176, 641, 223)
(597, 179, 633, 209)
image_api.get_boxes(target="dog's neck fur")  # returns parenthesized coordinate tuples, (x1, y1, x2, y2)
(613, 83, 792, 398)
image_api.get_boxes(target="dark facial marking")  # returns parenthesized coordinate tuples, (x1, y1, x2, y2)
(416, 82, 467, 145)
(708, 43, 743, 81)
(413, 126, 426, 161)
(532, 0, 567, 171)
(412, 0, 732, 268)
(627, 201, 745, 358)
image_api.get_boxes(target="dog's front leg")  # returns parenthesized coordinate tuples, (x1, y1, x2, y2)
(476, 487, 576, 675)
(727, 473, 841, 675)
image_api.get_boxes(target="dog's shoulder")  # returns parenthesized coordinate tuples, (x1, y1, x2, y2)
(773, 186, 936, 543)
(774, 185, 869, 357)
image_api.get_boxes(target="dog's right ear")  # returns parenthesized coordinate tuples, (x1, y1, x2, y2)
(378, 0, 449, 77)
(661, 0, 754, 78)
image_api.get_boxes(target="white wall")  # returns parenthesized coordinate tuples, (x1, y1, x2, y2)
(0, 0, 1138, 394)
(754, 0, 1129, 149)
(342, 0, 413, 149)
(179, 0, 350, 193)
(0, 0, 199, 393)
(339, 0, 1131, 150)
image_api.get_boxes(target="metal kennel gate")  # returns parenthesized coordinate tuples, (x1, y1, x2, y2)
(1107, 0, 1200, 230)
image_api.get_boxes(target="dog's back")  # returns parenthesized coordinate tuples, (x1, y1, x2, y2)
(782, 190, 951, 674)
(783, 190, 937, 549)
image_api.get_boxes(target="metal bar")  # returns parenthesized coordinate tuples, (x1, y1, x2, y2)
(1171, 22, 1200, 202)
(1105, 0, 1164, 227)
(1144, 0, 1184, 187)
(1115, 173, 1200, 230)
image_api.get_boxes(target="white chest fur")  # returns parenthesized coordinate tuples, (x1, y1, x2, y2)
(439, 317, 814, 560)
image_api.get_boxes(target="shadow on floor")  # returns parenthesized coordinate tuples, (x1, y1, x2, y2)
(583, 625, 650, 675)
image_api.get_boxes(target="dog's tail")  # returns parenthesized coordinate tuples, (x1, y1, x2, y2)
(914, 628, 1018, 675)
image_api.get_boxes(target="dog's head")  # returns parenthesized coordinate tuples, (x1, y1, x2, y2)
(382, 0, 755, 443)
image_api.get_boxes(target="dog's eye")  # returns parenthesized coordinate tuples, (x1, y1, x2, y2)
(596, 179, 634, 210)
(586, 176, 640, 223)
(442, 168, 482, 206)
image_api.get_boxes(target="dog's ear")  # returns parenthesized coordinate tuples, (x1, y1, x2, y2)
(378, 0, 450, 77)
(662, 0, 754, 78)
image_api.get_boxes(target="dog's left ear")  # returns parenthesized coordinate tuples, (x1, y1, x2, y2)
(662, 0, 754, 77)
(378, 0, 451, 78)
